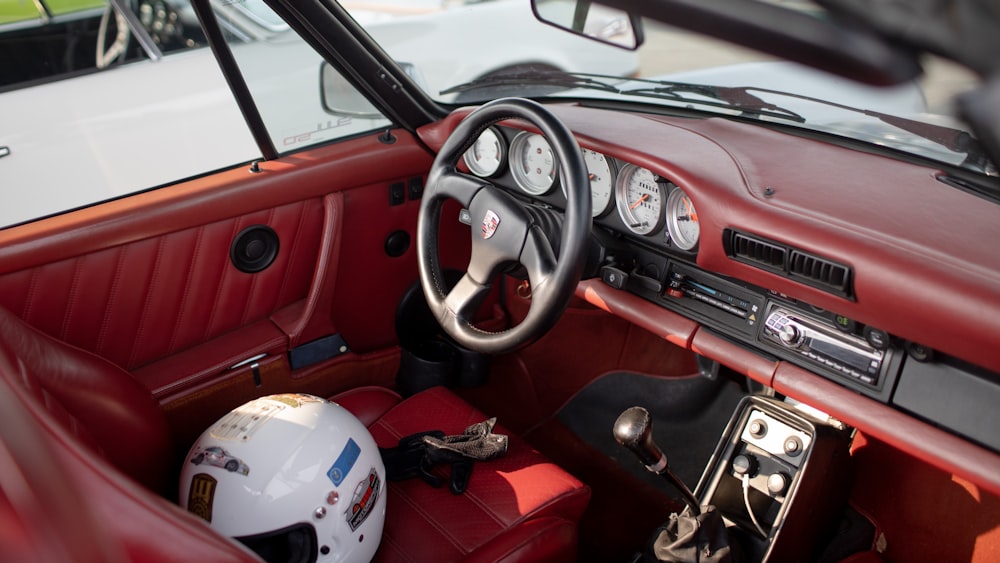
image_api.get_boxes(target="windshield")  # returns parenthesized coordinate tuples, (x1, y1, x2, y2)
(339, 0, 992, 176)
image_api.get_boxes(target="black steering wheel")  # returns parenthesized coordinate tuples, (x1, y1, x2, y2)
(418, 98, 592, 354)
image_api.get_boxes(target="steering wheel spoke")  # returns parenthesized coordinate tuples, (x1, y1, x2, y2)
(442, 273, 493, 326)
(519, 227, 558, 292)
(427, 169, 487, 208)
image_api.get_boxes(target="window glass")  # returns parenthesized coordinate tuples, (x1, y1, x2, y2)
(0, 0, 391, 228)
(0, 1, 260, 228)
(212, 0, 392, 153)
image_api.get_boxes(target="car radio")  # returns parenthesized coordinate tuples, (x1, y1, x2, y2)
(759, 304, 901, 400)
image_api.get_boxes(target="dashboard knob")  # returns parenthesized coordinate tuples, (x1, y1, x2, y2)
(732, 454, 758, 476)
(779, 324, 804, 347)
(783, 436, 803, 457)
(767, 472, 790, 496)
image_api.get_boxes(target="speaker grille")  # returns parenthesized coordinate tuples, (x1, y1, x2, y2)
(230, 225, 279, 273)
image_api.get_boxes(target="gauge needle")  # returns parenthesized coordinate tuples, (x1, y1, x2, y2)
(629, 193, 649, 209)
(681, 196, 698, 222)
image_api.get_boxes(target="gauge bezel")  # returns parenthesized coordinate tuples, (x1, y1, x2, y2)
(564, 148, 617, 217)
(615, 164, 665, 235)
(508, 131, 558, 196)
(462, 126, 506, 178)
(665, 185, 700, 251)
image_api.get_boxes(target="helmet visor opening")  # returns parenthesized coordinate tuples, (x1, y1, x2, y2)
(235, 522, 318, 563)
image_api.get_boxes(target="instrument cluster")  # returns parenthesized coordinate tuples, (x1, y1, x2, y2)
(462, 125, 700, 253)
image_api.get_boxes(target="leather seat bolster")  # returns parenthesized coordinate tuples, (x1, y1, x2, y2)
(0, 307, 172, 492)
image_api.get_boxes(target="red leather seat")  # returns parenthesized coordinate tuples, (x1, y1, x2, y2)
(333, 386, 590, 562)
(0, 306, 259, 562)
(0, 306, 589, 562)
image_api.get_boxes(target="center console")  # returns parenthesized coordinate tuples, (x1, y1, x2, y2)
(695, 395, 853, 562)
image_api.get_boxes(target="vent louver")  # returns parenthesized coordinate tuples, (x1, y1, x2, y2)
(724, 229, 853, 298)
(731, 232, 786, 271)
(788, 250, 850, 293)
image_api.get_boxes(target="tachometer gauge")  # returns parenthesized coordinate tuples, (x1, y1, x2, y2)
(564, 148, 616, 217)
(665, 185, 700, 250)
(463, 127, 505, 177)
(615, 164, 664, 235)
(509, 132, 557, 195)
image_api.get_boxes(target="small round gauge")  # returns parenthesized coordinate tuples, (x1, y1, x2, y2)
(509, 132, 558, 195)
(615, 164, 664, 235)
(463, 127, 505, 177)
(665, 185, 700, 250)
(564, 148, 616, 217)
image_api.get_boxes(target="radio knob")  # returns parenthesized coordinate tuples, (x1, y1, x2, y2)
(779, 324, 804, 347)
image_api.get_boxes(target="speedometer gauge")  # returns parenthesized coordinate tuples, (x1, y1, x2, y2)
(563, 148, 616, 216)
(615, 164, 664, 235)
(509, 132, 557, 195)
(666, 186, 700, 250)
(463, 127, 505, 177)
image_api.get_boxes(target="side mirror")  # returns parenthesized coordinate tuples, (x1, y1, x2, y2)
(320, 63, 381, 118)
(531, 0, 644, 50)
(320, 61, 426, 118)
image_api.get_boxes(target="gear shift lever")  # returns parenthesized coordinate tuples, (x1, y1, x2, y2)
(614, 406, 701, 515)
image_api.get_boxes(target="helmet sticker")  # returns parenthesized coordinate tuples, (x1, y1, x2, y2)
(189, 446, 251, 475)
(211, 394, 325, 441)
(269, 393, 325, 408)
(327, 438, 361, 487)
(346, 468, 381, 532)
(188, 473, 218, 523)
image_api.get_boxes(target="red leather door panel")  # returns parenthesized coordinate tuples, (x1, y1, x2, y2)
(0, 200, 322, 370)
(0, 130, 436, 395)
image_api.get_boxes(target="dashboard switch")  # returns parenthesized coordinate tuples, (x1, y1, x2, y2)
(601, 266, 629, 289)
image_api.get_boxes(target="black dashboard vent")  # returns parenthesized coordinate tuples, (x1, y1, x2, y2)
(731, 232, 786, 271)
(724, 229, 853, 299)
(788, 250, 851, 294)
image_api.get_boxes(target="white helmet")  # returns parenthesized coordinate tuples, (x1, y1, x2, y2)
(179, 394, 386, 563)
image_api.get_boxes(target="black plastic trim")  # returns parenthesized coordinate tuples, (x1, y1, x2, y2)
(191, 0, 278, 160)
(724, 229, 854, 299)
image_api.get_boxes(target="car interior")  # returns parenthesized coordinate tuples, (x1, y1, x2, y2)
(1, 1, 999, 562)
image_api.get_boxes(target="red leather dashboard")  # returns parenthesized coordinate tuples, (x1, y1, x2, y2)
(420, 104, 1000, 375)
(418, 103, 1000, 498)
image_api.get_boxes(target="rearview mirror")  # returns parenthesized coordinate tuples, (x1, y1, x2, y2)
(531, 0, 644, 50)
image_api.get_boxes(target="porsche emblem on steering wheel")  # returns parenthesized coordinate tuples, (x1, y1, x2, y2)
(481, 209, 501, 239)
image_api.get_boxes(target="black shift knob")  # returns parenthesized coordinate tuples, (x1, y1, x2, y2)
(614, 406, 667, 471)
(614, 406, 702, 515)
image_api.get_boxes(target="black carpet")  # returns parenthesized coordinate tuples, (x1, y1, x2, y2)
(556, 371, 747, 504)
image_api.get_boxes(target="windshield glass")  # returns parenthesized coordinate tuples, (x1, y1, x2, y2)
(338, 0, 992, 177)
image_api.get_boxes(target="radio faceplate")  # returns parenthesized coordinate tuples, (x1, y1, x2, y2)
(759, 303, 900, 400)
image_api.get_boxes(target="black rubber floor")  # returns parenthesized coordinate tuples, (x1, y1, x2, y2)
(556, 371, 747, 504)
